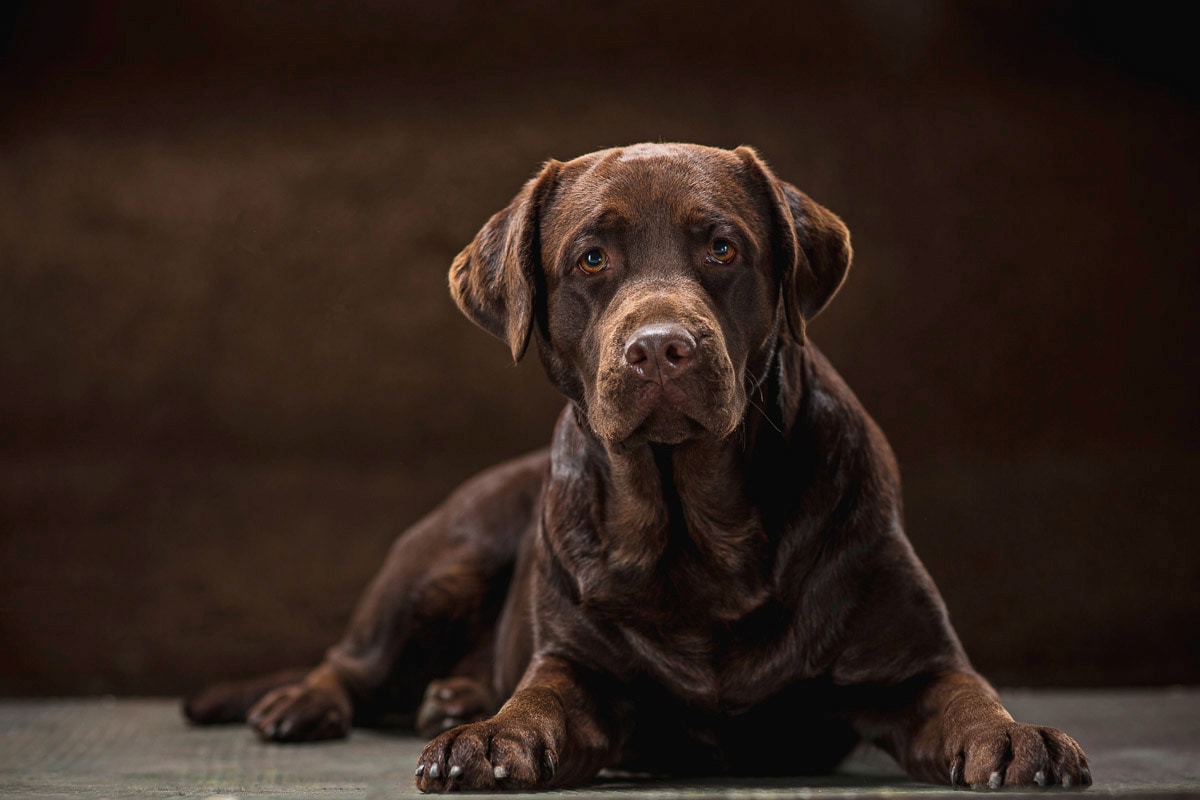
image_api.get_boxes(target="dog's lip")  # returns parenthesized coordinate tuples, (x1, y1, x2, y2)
(607, 383, 725, 445)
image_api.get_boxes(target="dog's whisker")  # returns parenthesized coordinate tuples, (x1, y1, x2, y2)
(746, 396, 784, 436)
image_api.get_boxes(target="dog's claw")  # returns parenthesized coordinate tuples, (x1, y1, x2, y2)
(449, 765, 462, 779)
(493, 765, 508, 780)
(988, 770, 1002, 789)
(415, 764, 424, 777)
(1081, 767, 1092, 786)
(1035, 770, 1047, 786)
(1062, 775, 1073, 788)
(950, 757, 963, 787)
(428, 763, 439, 779)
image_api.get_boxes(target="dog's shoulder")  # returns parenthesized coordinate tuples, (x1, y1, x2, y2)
(775, 341, 900, 501)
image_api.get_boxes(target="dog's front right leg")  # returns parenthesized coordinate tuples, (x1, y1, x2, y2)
(414, 653, 622, 792)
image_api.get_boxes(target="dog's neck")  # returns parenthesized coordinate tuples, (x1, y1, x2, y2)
(557, 342, 807, 607)
(600, 433, 763, 580)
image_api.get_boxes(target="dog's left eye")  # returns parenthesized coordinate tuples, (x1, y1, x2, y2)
(577, 248, 609, 274)
(707, 239, 737, 264)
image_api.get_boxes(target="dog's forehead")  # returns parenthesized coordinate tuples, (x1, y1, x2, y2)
(551, 144, 758, 229)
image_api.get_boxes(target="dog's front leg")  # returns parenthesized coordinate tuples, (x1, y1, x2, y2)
(870, 670, 1092, 790)
(414, 652, 621, 792)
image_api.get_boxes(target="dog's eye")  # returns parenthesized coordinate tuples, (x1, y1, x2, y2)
(577, 248, 609, 274)
(707, 239, 737, 264)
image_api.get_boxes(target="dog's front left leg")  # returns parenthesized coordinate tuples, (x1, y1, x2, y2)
(415, 653, 622, 792)
(862, 670, 1092, 790)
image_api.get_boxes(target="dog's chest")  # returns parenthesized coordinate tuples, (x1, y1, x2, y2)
(551, 459, 804, 710)
(606, 584, 796, 713)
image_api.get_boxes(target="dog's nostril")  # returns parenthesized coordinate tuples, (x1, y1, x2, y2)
(625, 341, 650, 366)
(663, 338, 695, 366)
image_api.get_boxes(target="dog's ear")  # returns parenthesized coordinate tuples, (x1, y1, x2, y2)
(735, 147, 852, 344)
(449, 159, 562, 362)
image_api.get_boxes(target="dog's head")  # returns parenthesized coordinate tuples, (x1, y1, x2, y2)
(450, 143, 851, 447)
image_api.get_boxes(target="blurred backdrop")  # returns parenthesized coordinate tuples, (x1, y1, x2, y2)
(1, 1, 1197, 696)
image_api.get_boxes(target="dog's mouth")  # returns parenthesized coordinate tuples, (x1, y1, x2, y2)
(588, 356, 743, 447)
(623, 383, 707, 445)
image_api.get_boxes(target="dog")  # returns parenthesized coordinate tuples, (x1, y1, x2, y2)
(184, 143, 1091, 792)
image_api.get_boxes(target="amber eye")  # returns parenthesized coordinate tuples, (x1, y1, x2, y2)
(708, 239, 737, 264)
(577, 248, 609, 274)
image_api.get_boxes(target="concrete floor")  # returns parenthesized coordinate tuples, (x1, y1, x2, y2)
(1, 689, 1197, 799)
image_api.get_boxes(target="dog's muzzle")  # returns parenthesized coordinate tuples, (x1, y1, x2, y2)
(587, 284, 742, 446)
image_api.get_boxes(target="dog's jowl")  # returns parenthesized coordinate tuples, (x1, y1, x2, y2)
(184, 143, 1091, 792)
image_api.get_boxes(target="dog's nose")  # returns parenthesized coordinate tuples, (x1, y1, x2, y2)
(624, 324, 696, 383)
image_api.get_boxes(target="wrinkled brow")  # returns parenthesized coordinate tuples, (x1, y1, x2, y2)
(574, 206, 634, 235)
(681, 200, 734, 225)
(677, 205, 739, 235)
(558, 199, 745, 243)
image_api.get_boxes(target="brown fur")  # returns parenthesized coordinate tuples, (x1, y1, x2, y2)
(184, 143, 1091, 792)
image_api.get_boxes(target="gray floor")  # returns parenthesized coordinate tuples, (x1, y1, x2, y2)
(1, 690, 1197, 799)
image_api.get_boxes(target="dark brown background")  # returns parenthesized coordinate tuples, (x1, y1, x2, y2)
(1, 1, 1197, 696)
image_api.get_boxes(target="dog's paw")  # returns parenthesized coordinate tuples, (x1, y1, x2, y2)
(415, 677, 494, 739)
(183, 682, 253, 725)
(414, 717, 559, 793)
(247, 681, 351, 742)
(182, 668, 309, 725)
(949, 721, 1091, 789)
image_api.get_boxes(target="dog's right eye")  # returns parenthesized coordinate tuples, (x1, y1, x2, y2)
(577, 248, 609, 274)
(707, 239, 737, 264)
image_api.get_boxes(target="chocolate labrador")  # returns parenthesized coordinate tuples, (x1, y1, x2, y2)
(184, 143, 1091, 792)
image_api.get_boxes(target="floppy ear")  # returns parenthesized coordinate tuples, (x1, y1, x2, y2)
(735, 147, 852, 344)
(449, 159, 562, 362)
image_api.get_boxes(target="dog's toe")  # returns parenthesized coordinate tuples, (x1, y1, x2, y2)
(415, 676, 494, 739)
(414, 717, 559, 793)
(248, 684, 350, 743)
(953, 721, 1090, 790)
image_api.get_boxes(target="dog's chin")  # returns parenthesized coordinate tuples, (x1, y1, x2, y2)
(597, 403, 741, 448)
(634, 408, 701, 445)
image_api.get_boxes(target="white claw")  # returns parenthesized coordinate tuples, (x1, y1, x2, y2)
(449, 765, 463, 779)
(493, 765, 508, 780)
(428, 763, 439, 779)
